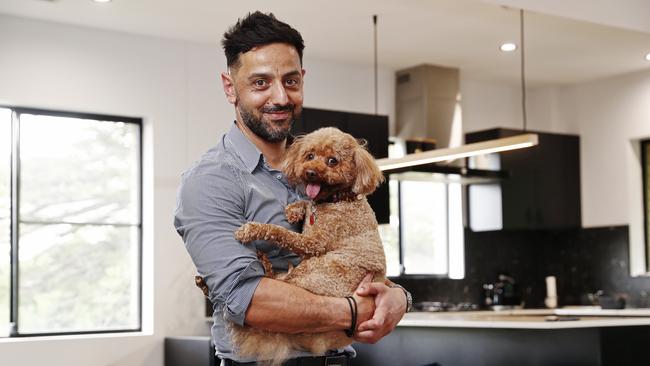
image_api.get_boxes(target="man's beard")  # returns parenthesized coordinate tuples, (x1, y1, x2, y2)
(240, 104, 299, 143)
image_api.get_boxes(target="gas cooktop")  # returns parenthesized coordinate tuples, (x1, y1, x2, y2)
(414, 301, 480, 312)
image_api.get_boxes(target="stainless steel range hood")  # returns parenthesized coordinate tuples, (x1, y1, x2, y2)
(394, 64, 461, 149)
(380, 64, 537, 176)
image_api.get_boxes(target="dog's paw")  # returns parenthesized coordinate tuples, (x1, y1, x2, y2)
(234, 223, 257, 243)
(285, 204, 306, 223)
(194, 276, 209, 297)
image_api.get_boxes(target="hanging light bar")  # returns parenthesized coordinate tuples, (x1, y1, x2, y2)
(376, 133, 538, 172)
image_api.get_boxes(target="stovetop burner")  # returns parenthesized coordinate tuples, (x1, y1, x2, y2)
(414, 301, 480, 312)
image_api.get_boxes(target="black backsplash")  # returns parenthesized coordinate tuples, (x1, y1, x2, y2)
(395, 226, 650, 309)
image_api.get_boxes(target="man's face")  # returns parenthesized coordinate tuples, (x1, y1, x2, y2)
(223, 43, 305, 142)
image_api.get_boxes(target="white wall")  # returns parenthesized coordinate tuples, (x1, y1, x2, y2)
(460, 76, 565, 134)
(460, 77, 522, 133)
(303, 57, 395, 134)
(554, 69, 650, 275)
(0, 14, 394, 366)
(555, 70, 650, 227)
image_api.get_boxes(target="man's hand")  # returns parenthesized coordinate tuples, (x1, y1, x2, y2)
(353, 281, 407, 344)
(352, 274, 376, 326)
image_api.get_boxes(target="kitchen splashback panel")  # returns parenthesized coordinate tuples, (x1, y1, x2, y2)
(396, 226, 650, 309)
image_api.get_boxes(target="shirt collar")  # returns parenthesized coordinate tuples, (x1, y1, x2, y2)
(226, 121, 264, 173)
(226, 121, 297, 174)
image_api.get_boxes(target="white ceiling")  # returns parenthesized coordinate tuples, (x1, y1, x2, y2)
(2, 0, 650, 86)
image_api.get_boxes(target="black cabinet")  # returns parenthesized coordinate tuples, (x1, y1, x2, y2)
(165, 336, 217, 366)
(352, 325, 650, 366)
(294, 107, 390, 224)
(465, 128, 581, 230)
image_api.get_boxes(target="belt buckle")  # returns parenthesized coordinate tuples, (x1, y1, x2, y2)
(324, 354, 348, 366)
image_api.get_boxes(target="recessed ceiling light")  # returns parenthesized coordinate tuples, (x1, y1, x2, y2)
(645, 53, 650, 61)
(93, 0, 112, 3)
(500, 43, 517, 52)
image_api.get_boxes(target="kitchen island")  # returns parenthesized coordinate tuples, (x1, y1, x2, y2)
(352, 309, 650, 366)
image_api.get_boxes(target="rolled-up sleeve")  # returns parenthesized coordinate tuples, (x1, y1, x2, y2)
(174, 164, 264, 326)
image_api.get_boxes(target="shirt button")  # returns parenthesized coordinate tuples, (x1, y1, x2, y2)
(276, 174, 282, 180)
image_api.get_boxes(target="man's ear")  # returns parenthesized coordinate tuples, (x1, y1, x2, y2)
(221, 72, 237, 105)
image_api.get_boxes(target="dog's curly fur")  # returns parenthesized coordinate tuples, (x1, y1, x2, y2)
(231, 127, 387, 365)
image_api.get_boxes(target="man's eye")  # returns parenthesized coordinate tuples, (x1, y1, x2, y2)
(307, 153, 315, 160)
(285, 79, 298, 86)
(254, 80, 267, 87)
(327, 157, 338, 166)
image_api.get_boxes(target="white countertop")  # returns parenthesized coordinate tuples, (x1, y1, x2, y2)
(398, 308, 650, 329)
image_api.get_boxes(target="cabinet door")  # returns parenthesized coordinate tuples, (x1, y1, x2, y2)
(295, 108, 348, 134)
(466, 128, 581, 230)
(534, 134, 581, 229)
(346, 113, 389, 159)
(346, 113, 390, 224)
(563, 135, 582, 227)
(500, 144, 539, 229)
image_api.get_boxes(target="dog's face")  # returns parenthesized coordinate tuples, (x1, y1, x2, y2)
(283, 127, 384, 201)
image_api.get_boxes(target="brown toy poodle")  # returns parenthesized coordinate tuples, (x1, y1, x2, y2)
(231, 127, 388, 365)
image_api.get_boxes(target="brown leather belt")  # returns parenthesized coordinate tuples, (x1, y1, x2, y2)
(222, 353, 350, 366)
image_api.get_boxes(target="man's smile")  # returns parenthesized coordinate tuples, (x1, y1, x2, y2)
(264, 110, 291, 121)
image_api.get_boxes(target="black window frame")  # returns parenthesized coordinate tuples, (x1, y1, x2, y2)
(641, 139, 650, 268)
(2, 105, 143, 337)
(384, 177, 461, 281)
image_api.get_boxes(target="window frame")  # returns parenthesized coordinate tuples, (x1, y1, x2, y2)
(641, 139, 650, 268)
(3, 105, 143, 337)
(384, 177, 465, 280)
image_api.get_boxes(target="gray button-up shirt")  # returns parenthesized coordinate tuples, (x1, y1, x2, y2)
(174, 122, 307, 361)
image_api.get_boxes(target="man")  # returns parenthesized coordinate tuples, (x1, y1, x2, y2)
(174, 11, 410, 365)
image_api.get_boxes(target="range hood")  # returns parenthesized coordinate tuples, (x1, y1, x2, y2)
(379, 64, 538, 177)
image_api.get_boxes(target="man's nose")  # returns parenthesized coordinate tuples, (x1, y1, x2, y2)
(269, 81, 289, 105)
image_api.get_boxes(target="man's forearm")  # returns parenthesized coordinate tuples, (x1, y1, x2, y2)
(244, 277, 351, 334)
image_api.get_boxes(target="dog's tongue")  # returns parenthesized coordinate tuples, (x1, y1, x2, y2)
(306, 183, 321, 199)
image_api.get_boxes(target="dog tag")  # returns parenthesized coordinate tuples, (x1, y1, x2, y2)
(309, 213, 315, 225)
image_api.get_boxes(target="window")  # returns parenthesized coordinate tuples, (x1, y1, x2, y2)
(0, 107, 142, 337)
(378, 143, 464, 279)
(0, 108, 11, 333)
(643, 139, 650, 270)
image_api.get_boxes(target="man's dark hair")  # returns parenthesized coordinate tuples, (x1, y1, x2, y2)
(222, 11, 305, 69)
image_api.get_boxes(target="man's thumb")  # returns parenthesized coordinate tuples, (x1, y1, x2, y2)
(357, 273, 374, 293)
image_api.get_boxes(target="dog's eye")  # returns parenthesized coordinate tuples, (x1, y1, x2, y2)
(307, 153, 315, 160)
(327, 157, 338, 166)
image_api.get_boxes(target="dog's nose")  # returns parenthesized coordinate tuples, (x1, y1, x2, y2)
(305, 170, 317, 179)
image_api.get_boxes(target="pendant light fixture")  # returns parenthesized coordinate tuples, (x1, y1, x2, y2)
(376, 8, 538, 173)
(373, 14, 378, 116)
(520, 9, 528, 132)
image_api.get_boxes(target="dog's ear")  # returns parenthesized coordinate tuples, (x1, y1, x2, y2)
(352, 144, 385, 196)
(282, 136, 304, 185)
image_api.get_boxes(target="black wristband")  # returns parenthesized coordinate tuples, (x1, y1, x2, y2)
(344, 296, 357, 337)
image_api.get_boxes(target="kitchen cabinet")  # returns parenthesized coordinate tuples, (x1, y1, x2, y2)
(465, 128, 581, 230)
(293, 107, 390, 224)
(352, 323, 650, 366)
(165, 336, 217, 366)
(167, 312, 650, 366)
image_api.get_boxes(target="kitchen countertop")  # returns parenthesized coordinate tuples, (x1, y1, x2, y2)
(398, 308, 650, 329)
